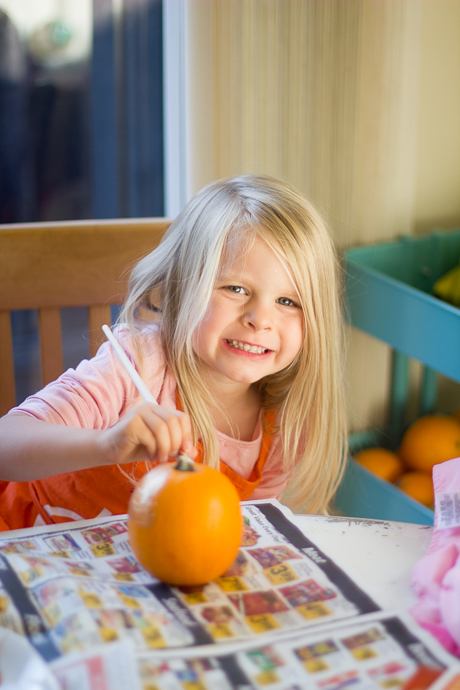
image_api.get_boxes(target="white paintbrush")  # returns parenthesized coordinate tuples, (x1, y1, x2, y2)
(101, 324, 194, 466)
(102, 324, 156, 404)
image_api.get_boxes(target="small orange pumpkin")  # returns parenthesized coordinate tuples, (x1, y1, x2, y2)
(128, 456, 242, 586)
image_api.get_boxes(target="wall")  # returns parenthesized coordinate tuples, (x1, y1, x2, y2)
(414, 1, 460, 415)
(414, 1, 460, 236)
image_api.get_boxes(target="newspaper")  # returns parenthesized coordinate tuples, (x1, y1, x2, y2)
(50, 613, 460, 690)
(0, 500, 457, 689)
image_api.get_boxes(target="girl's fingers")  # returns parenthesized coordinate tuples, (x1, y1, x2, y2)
(166, 409, 197, 459)
(139, 404, 196, 462)
(131, 417, 160, 459)
(107, 410, 159, 463)
(107, 403, 197, 465)
(137, 408, 175, 462)
(177, 413, 197, 458)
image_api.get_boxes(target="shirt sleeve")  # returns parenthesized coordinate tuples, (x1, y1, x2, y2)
(8, 325, 168, 429)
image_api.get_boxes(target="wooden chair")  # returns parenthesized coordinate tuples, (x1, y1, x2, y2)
(0, 218, 171, 416)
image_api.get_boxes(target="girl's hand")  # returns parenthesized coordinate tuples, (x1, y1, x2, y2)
(100, 403, 198, 465)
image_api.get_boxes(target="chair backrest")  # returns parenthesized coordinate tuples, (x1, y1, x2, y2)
(0, 218, 171, 416)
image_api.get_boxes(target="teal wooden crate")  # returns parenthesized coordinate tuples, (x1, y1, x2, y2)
(335, 229, 460, 525)
(345, 229, 460, 382)
(335, 459, 434, 525)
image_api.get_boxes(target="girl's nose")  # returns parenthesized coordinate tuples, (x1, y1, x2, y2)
(241, 301, 272, 331)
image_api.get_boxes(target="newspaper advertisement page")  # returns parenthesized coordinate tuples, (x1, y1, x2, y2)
(173, 502, 379, 643)
(0, 502, 380, 662)
(50, 640, 141, 690)
(50, 613, 460, 690)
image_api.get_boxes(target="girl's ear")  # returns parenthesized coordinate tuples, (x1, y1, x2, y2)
(148, 287, 162, 312)
(136, 288, 162, 321)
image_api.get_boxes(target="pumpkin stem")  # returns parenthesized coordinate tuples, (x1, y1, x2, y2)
(175, 454, 196, 472)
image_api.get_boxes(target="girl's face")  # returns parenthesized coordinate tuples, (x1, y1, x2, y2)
(192, 234, 304, 390)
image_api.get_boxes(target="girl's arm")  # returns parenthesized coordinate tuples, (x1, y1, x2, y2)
(0, 403, 197, 482)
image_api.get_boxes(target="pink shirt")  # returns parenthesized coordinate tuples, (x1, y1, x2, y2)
(11, 325, 293, 502)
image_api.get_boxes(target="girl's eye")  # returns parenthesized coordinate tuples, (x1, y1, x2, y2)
(226, 285, 247, 295)
(277, 297, 298, 308)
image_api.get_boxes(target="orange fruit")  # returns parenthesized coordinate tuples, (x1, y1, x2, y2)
(397, 471, 434, 508)
(398, 414, 460, 472)
(453, 409, 460, 424)
(128, 457, 242, 586)
(354, 447, 404, 483)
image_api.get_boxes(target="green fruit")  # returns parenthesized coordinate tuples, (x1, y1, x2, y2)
(433, 262, 460, 306)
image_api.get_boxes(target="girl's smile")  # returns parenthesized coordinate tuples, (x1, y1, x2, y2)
(223, 338, 273, 357)
(192, 234, 304, 392)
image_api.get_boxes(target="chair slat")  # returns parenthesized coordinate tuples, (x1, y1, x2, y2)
(0, 310, 15, 415)
(0, 220, 171, 311)
(39, 308, 63, 385)
(88, 305, 112, 357)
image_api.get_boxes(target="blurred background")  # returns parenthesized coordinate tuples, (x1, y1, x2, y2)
(1, 0, 460, 437)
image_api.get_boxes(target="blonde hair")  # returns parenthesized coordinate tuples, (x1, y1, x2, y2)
(120, 174, 347, 513)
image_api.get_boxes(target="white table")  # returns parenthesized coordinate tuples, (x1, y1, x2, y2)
(0, 509, 439, 689)
(3, 509, 433, 613)
(293, 513, 433, 611)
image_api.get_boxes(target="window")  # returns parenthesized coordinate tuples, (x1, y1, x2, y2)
(0, 0, 164, 403)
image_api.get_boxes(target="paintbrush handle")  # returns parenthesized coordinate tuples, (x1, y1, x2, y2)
(102, 324, 157, 405)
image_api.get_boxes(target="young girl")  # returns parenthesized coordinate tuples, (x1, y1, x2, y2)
(0, 174, 347, 530)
